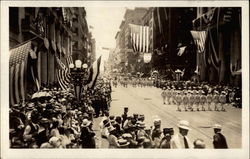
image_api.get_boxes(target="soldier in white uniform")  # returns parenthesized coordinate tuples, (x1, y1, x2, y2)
(206, 90, 213, 111)
(194, 90, 200, 111)
(219, 91, 227, 111)
(183, 91, 189, 111)
(188, 90, 194, 111)
(176, 91, 182, 111)
(161, 87, 167, 105)
(166, 87, 171, 105)
(172, 88, 177, 105)
(200, 90, 206, 111)
(213, 91, 220, 111)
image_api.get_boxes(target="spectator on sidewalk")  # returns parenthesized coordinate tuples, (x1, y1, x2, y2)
(172, 120, 193, 149)
(213, 124, 228, 149)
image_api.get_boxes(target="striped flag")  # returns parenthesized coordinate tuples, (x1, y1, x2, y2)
(87, 56, 102, 89)
(66, 55, 73, 68)
(190, 30, 208, 53)
(9, 41, 32, 106)
(55, 54, 71, 90)
(62, 8, 67, 23)
(129, 24, 150, 53)
(56, 68, 71, 91)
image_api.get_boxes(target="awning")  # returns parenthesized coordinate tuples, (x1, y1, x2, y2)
(9, 41, 34, 106)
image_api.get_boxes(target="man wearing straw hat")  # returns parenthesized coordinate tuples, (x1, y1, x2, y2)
(212, 124, 228, 148)
(80, 119, 96, 148)
(172, 120, 193, 149)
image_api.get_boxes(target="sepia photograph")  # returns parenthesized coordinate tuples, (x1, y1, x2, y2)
(1, 1, 249, 159)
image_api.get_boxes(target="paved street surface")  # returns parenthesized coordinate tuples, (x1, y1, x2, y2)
(93, 85, 242, 149)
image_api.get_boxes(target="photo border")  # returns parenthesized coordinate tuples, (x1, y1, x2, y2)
(1, 1, 249, 159)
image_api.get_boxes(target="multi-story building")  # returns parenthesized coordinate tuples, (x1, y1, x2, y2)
(71, 7, 89, 64)
(115, 8, 148, 75)
(151, 7, 197, 79)
(9, 7, 90, 105)
(192, 7, 241, 86)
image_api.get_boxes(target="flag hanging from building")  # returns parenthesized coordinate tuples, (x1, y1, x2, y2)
(55, 54, 71, 90)
(177, 46, 187, 56)
(66, 55, 73, 68)
(9, 41, 37, 106)
(56, 68, 71, 91)
(129, 24, 150, 53)
(87, 56, 102, 89)
(190, 30, 208, 53)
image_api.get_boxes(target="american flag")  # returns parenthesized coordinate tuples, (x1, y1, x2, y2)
(55, 54, 71, 90)
(9, 41, 32, 106)
(87, 56, 102, 89)
(66, 55, 74, 67)
(190, 30, 208, 53)
(129, 24, 150, 53)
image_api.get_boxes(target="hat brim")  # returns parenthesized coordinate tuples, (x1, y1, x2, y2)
(119, 142, 130, 147)
(82, 122, 91, 127)
(213, 127, 222, 129)
(178, 124, 190, 130)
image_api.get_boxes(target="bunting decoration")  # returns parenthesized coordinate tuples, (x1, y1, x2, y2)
(55, 54, 71, 90)
(66, 55, 74, 68)
(190, 30, 208, 53)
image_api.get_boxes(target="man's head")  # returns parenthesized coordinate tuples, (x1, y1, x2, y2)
(49, 137, 61, 148)
(115, 116, 122, 124)
(104, 111, 109, 117)
(124, 107, 129, 113)
(177, 120, 190, 136)
(153, 118, 161, 128)
(213, 124, 222, 133)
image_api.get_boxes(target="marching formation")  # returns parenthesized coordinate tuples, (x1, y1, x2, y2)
(114, 77, 155, 88)
(100, 107, 228, 149)
(160, 81, 241, 112)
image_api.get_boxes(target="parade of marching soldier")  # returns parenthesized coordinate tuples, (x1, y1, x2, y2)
(8, 6, 243, 150)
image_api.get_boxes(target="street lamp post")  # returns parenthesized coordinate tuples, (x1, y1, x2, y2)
(69, 60, 89, 102)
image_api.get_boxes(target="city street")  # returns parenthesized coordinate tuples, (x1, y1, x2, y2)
(93, 85, 242, 148)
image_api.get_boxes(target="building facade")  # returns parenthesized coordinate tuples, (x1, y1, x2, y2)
(151, 7, 197, 79)
(192, 7, 241, 86)
(9, 7, 91, 104)
(115, 8, 149, 75)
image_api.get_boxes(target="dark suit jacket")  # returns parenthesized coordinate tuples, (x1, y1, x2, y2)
(213, 133, 228, 148)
